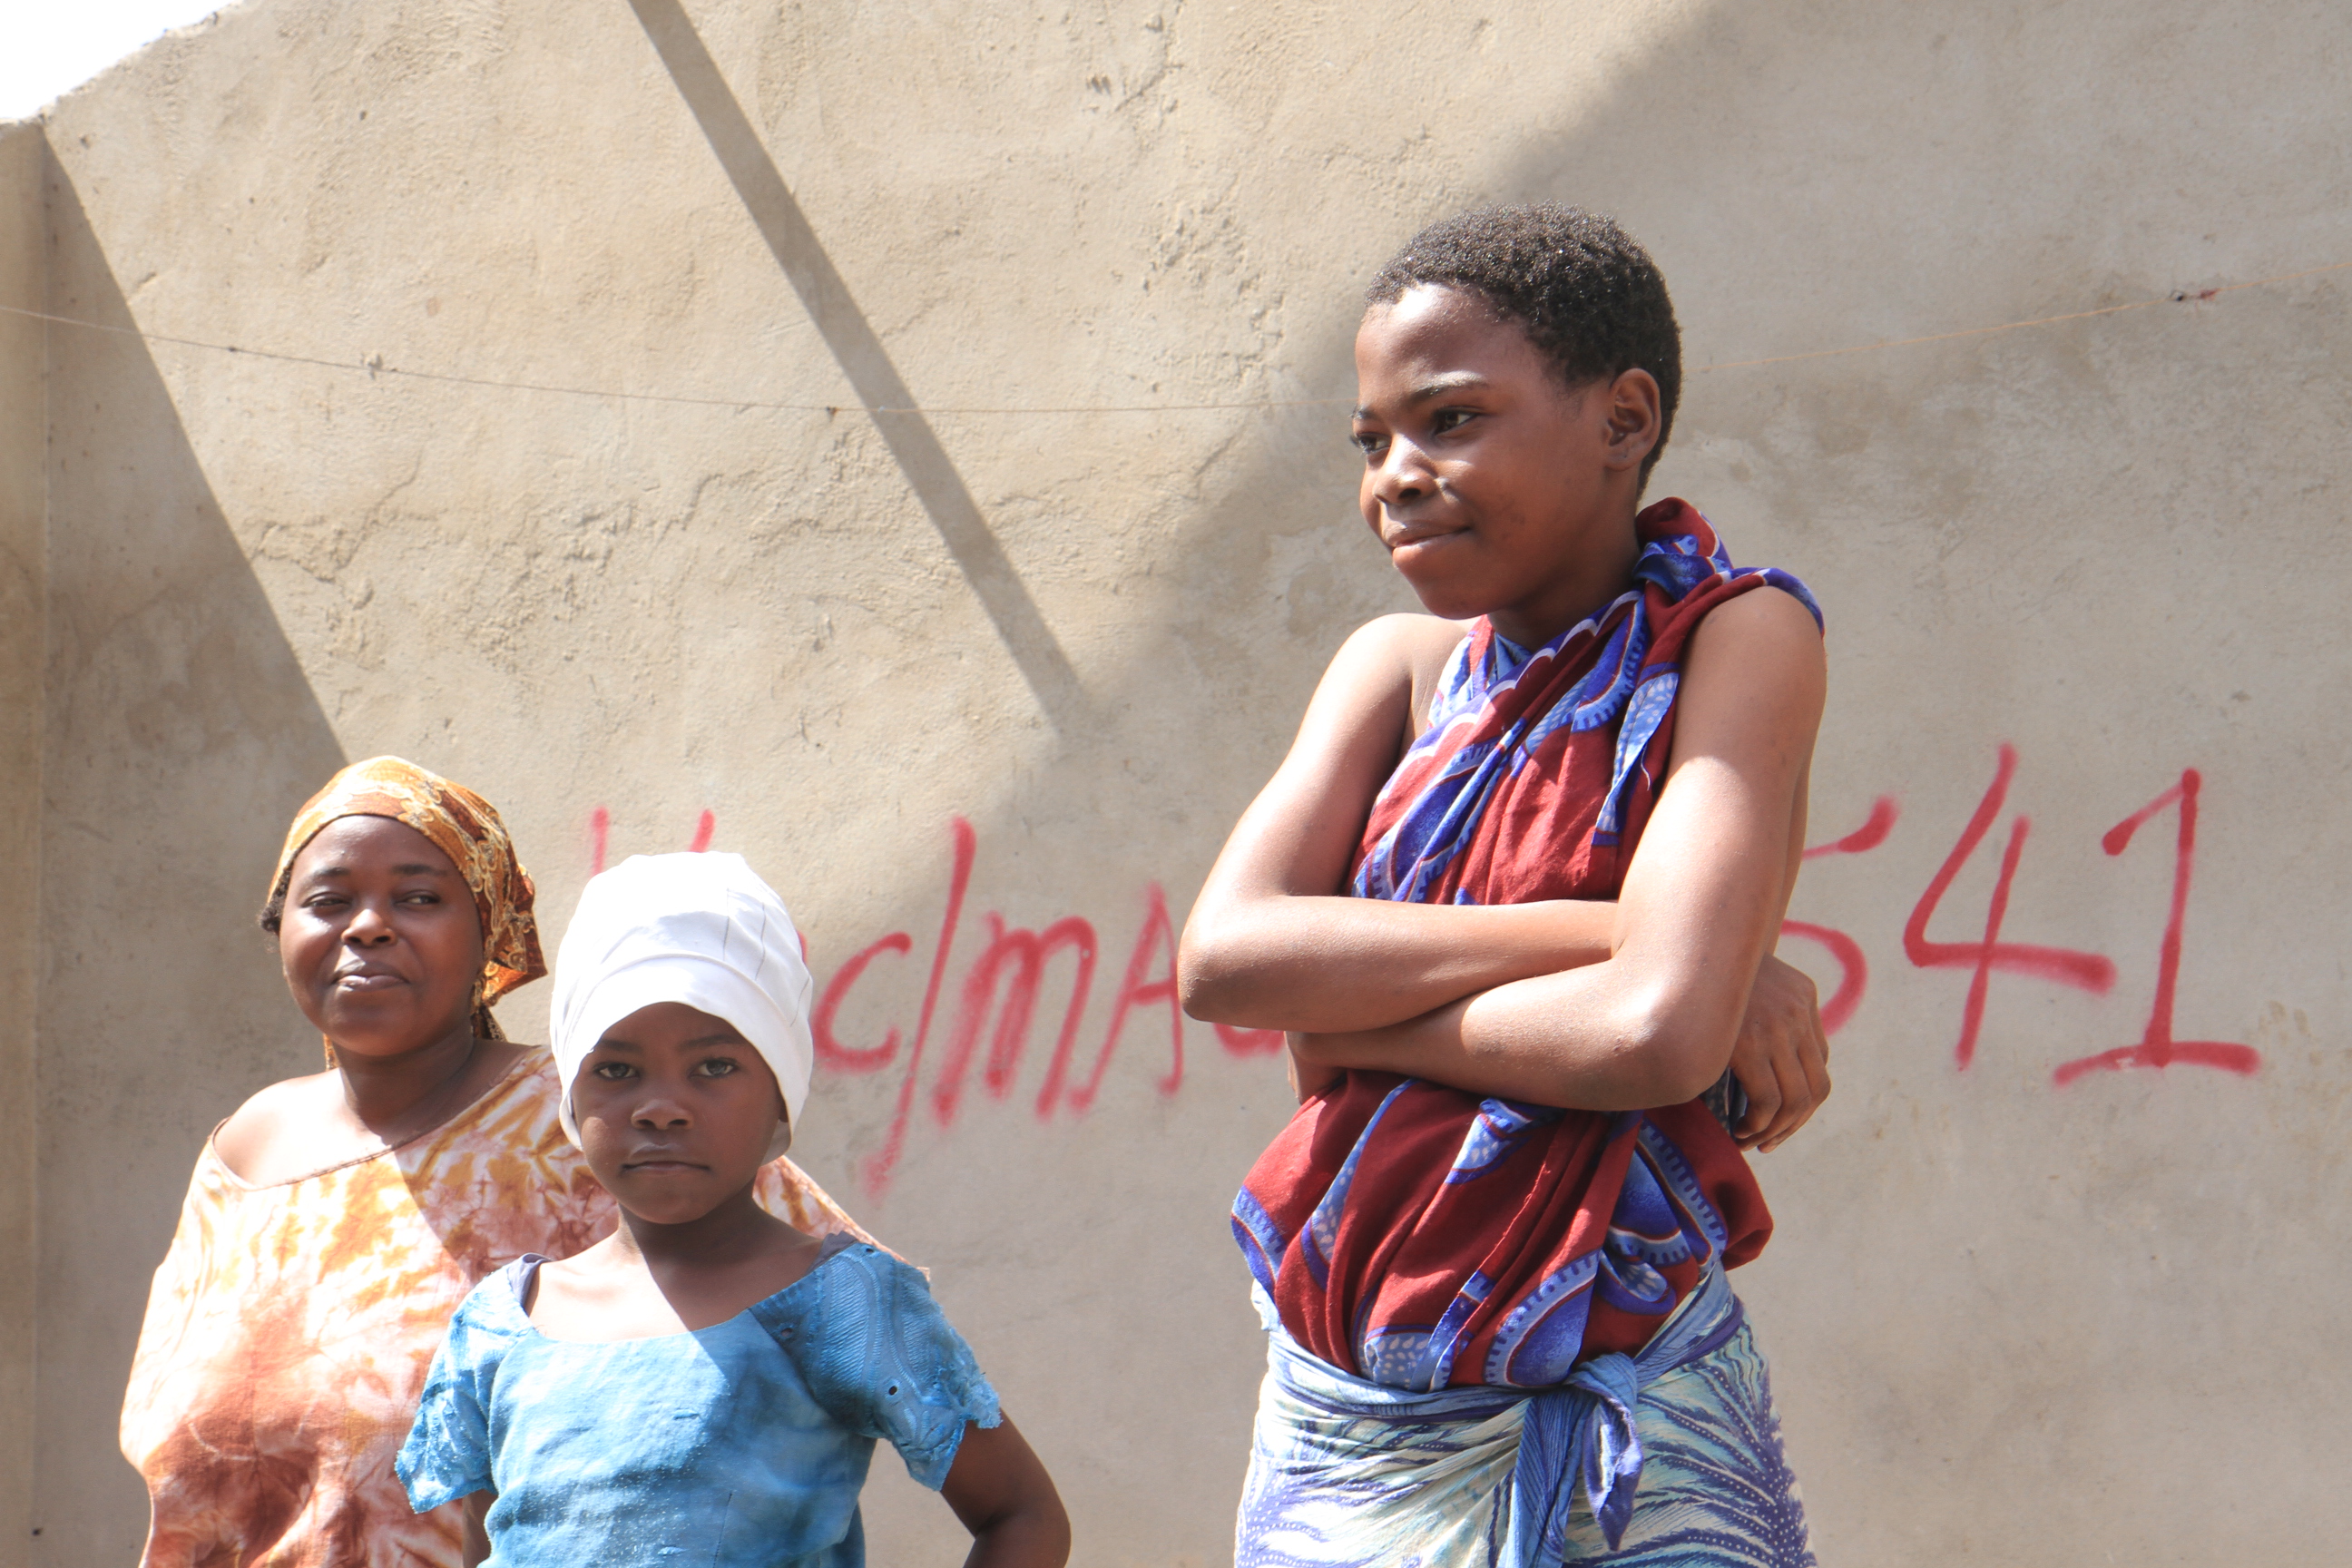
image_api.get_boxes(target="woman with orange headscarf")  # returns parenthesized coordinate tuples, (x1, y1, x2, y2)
(120, 758, 869, 1567)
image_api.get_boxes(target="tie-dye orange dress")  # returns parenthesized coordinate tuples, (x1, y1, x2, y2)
(121, 1050, 871, 1567)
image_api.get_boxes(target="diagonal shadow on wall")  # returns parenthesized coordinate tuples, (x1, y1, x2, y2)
(36, 152, 348, 1561)
(624, 0, 1092, 732)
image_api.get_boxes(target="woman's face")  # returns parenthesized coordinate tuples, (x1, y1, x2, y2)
(279, 816, 486, 1060)
(571, 1002, 785, 1226)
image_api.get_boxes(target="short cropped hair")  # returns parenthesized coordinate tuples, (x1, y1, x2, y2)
(1367, 205, 1681, 482)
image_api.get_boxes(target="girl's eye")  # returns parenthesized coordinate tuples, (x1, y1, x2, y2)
(1350, 430, 1387, 456)
(1430, 407, 1475, 434)
(693, 1058, 739, 1078)
(593, 1062, 635, 1081)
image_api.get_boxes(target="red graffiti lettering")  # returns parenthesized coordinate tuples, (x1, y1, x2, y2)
(1779, 922, 1867, 1036)
(1779, 798, 1901, 1035)
(2053, 770, 2259, 1085)
(592, 727, 2283, 1200)
(1062, 883, 1186, 1112)
(584, 805, 720, 871)
(933, 913, 1100, 1125)
(860, 818, 975, 1196)
(1216, 1023, 1287, 1055)
(811, 931, 913, 1073)
(1906, 744, 2115, 1069)
(1803, 795, 1898, 859)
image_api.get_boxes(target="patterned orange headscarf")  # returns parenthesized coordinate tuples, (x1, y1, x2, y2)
(267, 757, 546, 1042)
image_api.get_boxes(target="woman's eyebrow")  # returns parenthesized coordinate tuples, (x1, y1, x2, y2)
(298, 861, 453, 883)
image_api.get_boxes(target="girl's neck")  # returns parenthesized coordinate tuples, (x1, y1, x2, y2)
(532, 1188, 820, 1338)
(610, 1185, 790, 1271)
(1486, 503, 1645, 650)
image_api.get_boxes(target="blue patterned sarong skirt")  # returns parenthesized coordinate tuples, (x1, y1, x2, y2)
(1236, 1271, 1813, 1568)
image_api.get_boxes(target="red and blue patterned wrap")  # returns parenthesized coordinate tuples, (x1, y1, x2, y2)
(1233, 497, 1823, 1395)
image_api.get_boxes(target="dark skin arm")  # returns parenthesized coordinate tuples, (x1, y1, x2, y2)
(940, 1417, 1072, 1567)
(446, 1419, 1067, 1567)
(1180, 601, 1832, 1149)
(1285, 588, 1827, 1110)
(1179, 614, 1619, 1032)
(459, 1492, 491, 1568)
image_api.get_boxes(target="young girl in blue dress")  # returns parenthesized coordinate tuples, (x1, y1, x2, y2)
(397, 851, 1071, 1567)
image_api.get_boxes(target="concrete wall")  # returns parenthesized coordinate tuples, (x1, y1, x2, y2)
(18, 0, 2352, 1562)
(2, 117, 47, 1568)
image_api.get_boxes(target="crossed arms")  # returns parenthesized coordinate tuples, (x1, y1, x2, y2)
(1178, 587, 1831, 1151)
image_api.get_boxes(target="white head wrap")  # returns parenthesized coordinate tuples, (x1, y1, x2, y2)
(550, 852, 814, 1160)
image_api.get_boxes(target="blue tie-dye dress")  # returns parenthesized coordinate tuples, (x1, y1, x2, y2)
(397, 1233, 1000, 1566)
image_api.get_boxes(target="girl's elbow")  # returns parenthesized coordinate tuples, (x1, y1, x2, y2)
(1175, 938, 1233, 1021)
(985, 1489, 1072, 1566)
(1173, 920, 1215, 1012)
(1175, 918, 1264, 1023)
(1618, 992, 1736, 1105)
(1652, 1049, 1731, 1107)
(1031, 1498, 1074, 1565)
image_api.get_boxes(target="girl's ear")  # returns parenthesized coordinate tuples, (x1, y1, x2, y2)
(1602, 368, 1663, 471)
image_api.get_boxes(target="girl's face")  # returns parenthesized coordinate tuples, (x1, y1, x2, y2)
(572, 1002, 785, 1225)
(1350, 283, 1659, 647)
(279, 816, 486, 1059)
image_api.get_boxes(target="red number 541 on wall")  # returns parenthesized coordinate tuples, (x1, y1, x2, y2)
(1893, 744, 2259, 1085)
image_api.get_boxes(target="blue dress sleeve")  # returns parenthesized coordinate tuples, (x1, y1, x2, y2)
(396, 1263, 528, 1513)
(750, 1242, 1003, 1490)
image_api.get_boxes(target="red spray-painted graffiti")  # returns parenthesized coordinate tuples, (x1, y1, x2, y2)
(1892, 746, 2255, 1083)
(802, 818, 1265, 1195)
(587, 805, 714, 875)
(582, 742, 2259, 1199)
(1780, 795, 1900, 1036)
(1902, 744, 2117, 1067)
(2051, 769, 2260, 1085)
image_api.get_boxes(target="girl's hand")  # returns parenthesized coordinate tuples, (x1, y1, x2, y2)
(1728, 955, 1831, 1152)
(1293, 950, 1832, 1139)
(941, 1416, 1070, 1567)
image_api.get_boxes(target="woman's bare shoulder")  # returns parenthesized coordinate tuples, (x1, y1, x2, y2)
(211, 1071, 344, 1177)
(210, 1039, 535, 1183)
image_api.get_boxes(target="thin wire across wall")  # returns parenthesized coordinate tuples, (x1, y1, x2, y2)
(2, 256, 2344, 416)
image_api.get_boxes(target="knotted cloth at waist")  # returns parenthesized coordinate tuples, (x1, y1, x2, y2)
(1239, 1265, 1745, 1568)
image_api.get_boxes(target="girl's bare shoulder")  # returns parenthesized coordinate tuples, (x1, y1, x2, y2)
(1332, 612, 1472, 735)
(1675, 585, 1828, 748)
(1341, 611, 1471, 671)
(1696, 582, 1825, 644)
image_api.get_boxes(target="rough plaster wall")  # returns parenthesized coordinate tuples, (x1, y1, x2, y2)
(28, 0, 2352, 1562)
(1, 117, 46, 1568)
(35, 113, 348, 1554)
